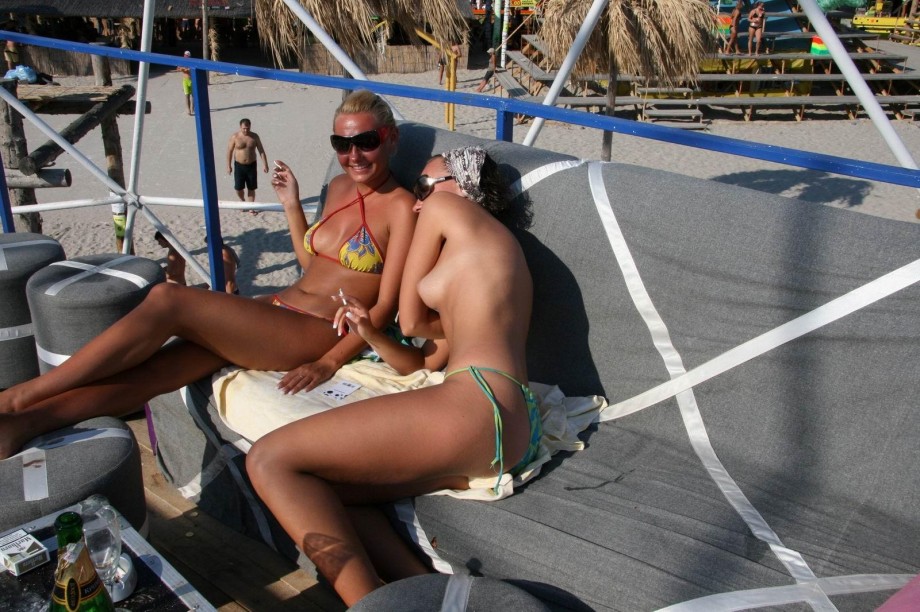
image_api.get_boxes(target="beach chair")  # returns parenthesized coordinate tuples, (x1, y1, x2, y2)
(149, 122, 920, 610)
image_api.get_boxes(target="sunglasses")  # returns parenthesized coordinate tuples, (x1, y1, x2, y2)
(329, 127, 389, 154)
(413, 174, 455, 201)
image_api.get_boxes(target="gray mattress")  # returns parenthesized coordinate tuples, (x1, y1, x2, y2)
(151, 123, 920, 611)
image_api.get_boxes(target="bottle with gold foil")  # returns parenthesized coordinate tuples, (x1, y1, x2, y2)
(49, 540, 115, 611)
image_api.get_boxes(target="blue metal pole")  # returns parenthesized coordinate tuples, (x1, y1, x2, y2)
(0, 156, 14, 232)
(191, 69, 225, 293)
(495, 109, 514, 142)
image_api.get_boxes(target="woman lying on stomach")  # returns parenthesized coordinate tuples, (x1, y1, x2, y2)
(0, 89, 417, 459)
(246, 146, 540, 607)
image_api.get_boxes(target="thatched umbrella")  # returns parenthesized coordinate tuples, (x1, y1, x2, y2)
(540, 0, 717, 160)
(255, 0, 469, 70)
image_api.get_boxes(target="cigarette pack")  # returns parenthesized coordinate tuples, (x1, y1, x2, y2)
(0, 529, 51, 576)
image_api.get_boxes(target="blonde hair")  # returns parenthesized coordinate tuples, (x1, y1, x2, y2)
(334, 90, 396, 130)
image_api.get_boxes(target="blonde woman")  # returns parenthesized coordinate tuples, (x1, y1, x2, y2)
(0, 90, 417, 459)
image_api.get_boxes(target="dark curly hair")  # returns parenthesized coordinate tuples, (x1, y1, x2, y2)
(432, 152, 531, 230)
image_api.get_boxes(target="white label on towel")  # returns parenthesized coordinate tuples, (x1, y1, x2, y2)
(321, 380, 360, 401)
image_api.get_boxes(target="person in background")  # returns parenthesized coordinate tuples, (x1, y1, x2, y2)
(205, 235, 241, 295)
(437, 42, 461, 86)
(475, 47, 497, 93)
(724, 0, 746, 54)
(154, 231, 187, 285)
(227, 118, 270, 212)
(177, 50, 193, 115)
(748, 1, 767, 56)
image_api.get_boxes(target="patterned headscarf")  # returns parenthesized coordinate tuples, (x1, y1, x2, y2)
(442, 146, 487, 204)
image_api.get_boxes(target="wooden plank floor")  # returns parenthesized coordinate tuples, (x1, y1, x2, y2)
(124, 414, 346, 612)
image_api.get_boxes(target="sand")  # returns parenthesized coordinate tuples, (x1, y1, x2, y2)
(14, 63, 920, 294)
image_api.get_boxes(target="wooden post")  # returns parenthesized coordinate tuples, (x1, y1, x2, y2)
(0, 79, 41, 233)
(91, 44, 128, 252)
(18, 85, 137, 175)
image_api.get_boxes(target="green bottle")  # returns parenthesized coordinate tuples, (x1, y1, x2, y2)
(49, 512, 115, 612)
(54, 512, 84, 550)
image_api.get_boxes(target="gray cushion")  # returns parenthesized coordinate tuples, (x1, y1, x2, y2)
(26, 253, 164, 372)
(350, 574, 554, 611)
(0, 416, 146, 533)
(0, 232, 65, 388)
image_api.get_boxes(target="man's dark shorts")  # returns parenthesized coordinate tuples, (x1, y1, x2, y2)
(234, 161, 258, 191)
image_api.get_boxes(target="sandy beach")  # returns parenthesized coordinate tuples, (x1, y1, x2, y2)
(16, 60, 920, 294)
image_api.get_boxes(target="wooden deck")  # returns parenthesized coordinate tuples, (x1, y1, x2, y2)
(124, 413, 346, 612)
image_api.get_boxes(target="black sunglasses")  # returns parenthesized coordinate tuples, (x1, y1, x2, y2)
(413, 174, 455, 201)
(329, 127, 389, 154)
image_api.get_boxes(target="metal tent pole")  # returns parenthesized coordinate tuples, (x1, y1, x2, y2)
(120, 0, 158, 254)
(522, 0, 608, 147)
(279, 0, 404, 120)
(797, 0, 918, 171)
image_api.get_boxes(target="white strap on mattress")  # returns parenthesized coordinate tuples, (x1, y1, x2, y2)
(602, 257, 920, 421)
(36, 344, 69, 366)
(13, 427, 133, 501)
(441, 572, 474, 612)
(177, 451, 228, 500)
(587, 162, 836, 610)
(657, 573, 914, 612)
(0, 239, 59, 271)
(20, 448, 48, 501)
(393, 499, 453, 575)
(180, 385, 278, 553)
(509, 160, 585, 198)
(44, 255, 150, 296)
(0, 322, 33, 341)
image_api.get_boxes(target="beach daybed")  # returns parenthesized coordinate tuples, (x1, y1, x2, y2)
(148, 123, 920, 610)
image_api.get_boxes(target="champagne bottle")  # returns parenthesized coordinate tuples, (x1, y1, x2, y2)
(54, 512, 84, 550)
(49, 515, 115, 612)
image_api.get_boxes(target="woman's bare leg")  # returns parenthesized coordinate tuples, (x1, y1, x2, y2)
(0, 283, 338, 413)
(0, 341, 226, 459)
(346, 506, 431, 584)
(246, 384, 500, 606)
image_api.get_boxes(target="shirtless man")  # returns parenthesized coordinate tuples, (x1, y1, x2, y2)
(226, 118, 269, 207)
(748, 1, 767, 56)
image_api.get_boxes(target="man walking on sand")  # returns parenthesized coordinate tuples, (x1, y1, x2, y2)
(178, 50, 193, 115)
(227, 118, 269, 211)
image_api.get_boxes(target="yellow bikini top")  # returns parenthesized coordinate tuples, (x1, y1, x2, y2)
(303, 188, 384, 274)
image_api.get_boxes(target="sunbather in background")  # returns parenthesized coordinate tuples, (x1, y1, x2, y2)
(247, 146, 538, 607)
(0, 90, 417, 459)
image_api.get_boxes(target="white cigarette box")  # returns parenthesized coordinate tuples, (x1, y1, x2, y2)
(0, 529, 51, 576)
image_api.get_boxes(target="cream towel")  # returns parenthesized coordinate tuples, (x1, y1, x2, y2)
(213, 360, 443, 443)
(212, 362, 607, 501)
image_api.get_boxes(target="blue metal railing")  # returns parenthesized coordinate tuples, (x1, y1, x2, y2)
(1, 31, 919, 285)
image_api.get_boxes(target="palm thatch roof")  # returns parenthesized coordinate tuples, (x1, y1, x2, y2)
(255, 0, 470, 68)
(539, 0, 717, 85)
(0, 1, 255, 19)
